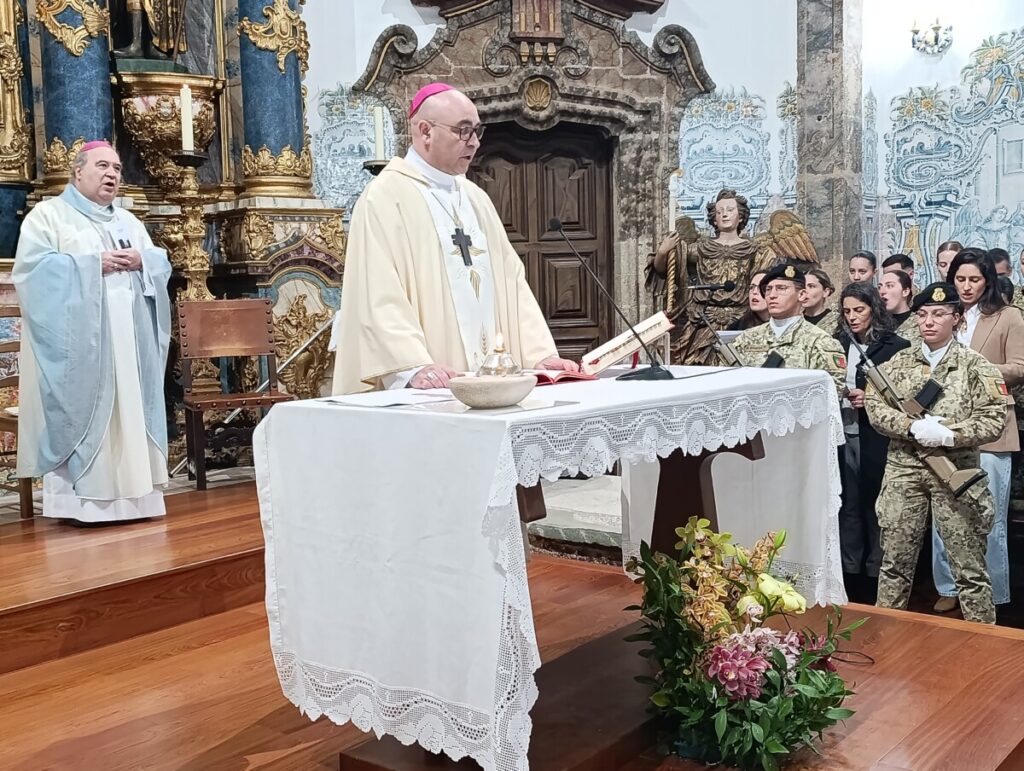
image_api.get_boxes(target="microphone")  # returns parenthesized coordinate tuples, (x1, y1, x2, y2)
(688, 280, 737, 292)
(549, 218, 674, 381)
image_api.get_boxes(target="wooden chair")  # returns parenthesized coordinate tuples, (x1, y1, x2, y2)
(0, 305, 34, 518)
(177, 298, 295, 490)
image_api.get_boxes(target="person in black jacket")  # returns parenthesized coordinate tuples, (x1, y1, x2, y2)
(835, 282, 910, 602)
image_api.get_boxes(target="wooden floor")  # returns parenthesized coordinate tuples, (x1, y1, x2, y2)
(0, 483, 263, 607)
(0, 550, 641, 771)
(5, 483, 1024, 770)
(0, 484, 265, 674)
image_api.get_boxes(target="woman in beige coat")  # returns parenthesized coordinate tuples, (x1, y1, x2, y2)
(933, 248, 1024, 613)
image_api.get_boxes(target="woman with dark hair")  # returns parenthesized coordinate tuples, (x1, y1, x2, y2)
(932, 247, 1024, 614)
(848, 250, 877, 284)
(878, 269, 918, 343)
(835, 282, 910, 602)
(727, 270, 770, 331)
(802, 267, 836, 327)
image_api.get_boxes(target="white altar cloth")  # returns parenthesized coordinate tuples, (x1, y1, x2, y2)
(254, 366, 844, 771)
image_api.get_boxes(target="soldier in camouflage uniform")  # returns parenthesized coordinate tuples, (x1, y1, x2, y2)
(864, 283, 1006, 624)
(732, 263, 847, 399)
(895, 313, 921, 345)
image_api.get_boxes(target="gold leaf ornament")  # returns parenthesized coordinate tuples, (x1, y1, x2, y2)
(36, 0, 110, 57)
(238, 0, 309, 74)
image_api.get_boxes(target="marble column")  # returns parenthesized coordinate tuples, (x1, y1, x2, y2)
(0, 0, 34, 257)
(796, 0, 863, 276)
(37, 0, 113, 195)
(237, 0, 311, 198)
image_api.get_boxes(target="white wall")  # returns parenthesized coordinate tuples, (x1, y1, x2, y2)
(862, 0, 1024, 272)
(304, 1, 441, 138)
(628, 0, 798, 216)
(863, 0, 1023, 198)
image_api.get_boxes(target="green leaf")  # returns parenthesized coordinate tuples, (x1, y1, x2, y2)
(715, 709, 728, 742)
(760, 748, 780, 771)
(650, 691, 670, 707)
(750, 723, 765, 743)
(844, 616, 868, 633)
(765, 738, 788, 754)
(824, 708, 855, 721)
(791, 683, 819, 698)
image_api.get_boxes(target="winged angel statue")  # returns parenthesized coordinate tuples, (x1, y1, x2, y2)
(646, 189, 818, 365)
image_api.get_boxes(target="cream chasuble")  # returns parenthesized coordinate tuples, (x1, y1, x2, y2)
(332, 155, 557, 395)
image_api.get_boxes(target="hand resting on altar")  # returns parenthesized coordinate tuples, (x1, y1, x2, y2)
(536, 356, 581, 373)
(410, 363, 459, 389)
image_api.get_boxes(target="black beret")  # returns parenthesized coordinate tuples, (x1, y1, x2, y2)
(759, 262, 806, 293)
(911, 282, 960, 311)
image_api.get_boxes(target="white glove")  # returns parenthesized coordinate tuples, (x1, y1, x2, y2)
(910, 414, 955, 448)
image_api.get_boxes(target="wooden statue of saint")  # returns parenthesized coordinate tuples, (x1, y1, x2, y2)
(113, 0, 187, 60)
(646, 189, 819, 365)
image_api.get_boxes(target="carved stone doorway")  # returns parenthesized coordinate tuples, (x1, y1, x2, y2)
(470, 122, 614, 358)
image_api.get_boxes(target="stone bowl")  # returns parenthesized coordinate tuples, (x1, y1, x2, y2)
(448, 374, 537, 409)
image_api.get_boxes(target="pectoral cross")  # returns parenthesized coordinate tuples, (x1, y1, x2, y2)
(452, 227, 474, 267)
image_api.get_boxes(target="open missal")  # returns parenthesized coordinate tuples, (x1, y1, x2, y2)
(529, 369, 597, 386)
(579, 311, 674, 376)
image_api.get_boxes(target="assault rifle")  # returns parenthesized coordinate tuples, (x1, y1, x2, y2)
(844, 326, 987, 497)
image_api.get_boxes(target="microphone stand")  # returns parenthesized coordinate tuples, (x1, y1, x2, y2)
(552, 221, 674, 381)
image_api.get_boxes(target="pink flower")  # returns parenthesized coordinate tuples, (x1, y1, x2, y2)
(705, 642, 769, 700)
(800, 633, 837, 672)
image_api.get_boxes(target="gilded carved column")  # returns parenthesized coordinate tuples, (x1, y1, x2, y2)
(36, 0, 113, 195)
(0, 0, 34, 257)
(237, 0, 312, 198)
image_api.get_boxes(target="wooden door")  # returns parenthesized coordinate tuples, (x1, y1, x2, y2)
(469, 122, 614, 359)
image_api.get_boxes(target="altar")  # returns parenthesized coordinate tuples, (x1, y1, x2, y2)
(254, 366, 844, 771)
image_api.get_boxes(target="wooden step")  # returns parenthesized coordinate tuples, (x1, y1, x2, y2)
(0, 482, 265, 674)
(0, 556, 641, 770)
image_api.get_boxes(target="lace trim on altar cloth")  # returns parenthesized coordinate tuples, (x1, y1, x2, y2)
(272, 650, 493, 755)
(491, 378, 841, 509)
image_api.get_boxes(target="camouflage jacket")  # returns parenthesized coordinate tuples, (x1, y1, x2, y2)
(864, 340, 1006, 468)
(805, 307, 838, 332)
(732, 318, 846, 397)
(895, 314, 921, 346)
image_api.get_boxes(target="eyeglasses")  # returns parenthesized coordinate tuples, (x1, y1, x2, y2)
(914, 310, 956, 321)
(427, 120, 486, 142)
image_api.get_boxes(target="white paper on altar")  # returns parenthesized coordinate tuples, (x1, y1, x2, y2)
(257, 404, 512, 732)
(323, 390, 452, 408)
(622, 415, 844, 606)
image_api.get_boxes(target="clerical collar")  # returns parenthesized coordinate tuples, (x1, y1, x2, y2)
(405, 147, 458, 191)
(921, 341, 951, 368)
(769, 315, 803, 338)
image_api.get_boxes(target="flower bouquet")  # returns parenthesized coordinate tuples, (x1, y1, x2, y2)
(625, 517, 863, 771)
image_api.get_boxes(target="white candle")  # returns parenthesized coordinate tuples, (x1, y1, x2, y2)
(180, 84, 194, 153)
(373, 105, 385, 160)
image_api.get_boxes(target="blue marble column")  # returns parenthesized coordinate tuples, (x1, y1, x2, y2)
(38, 0, 112, 188)
(0, 0, 34, 257)
(237, 0, 310, 196)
